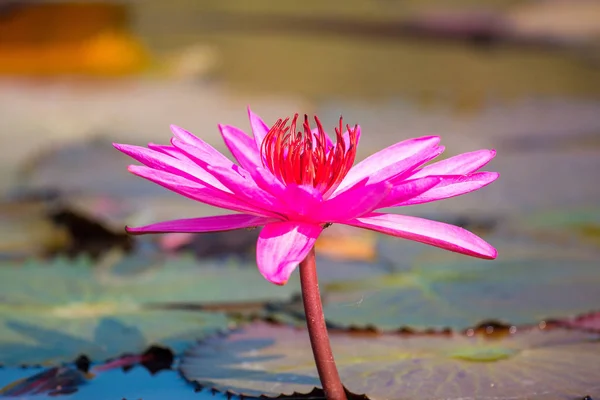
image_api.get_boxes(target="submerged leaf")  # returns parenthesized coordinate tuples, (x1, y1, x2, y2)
(0, 365, 219, 400)
(180, 322, 600, 400)
(0, 365, 87, 397)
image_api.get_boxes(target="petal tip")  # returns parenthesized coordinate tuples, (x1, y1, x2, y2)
(126, 164, 140, 173)
(112, 142, 129, 152)
(261, 268, 291, 286)
(247, 106, 258, 118)
(425, 135, 442, 143)
(124, 225, 142, 235)
(477, 240, 498, 259)
(169, 124, 188, 137)
(485, 246, 498, 260)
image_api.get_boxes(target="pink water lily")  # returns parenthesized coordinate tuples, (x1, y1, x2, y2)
(114, 109, 498, 285)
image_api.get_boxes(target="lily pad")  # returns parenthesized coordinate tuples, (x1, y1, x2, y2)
(180, 321, 600, 400)
(506, 207, 600, 248)
(0, 255, 300, 365)
(319, 238, 600, 331)
(0, 313, 228, 366)
(0, 255, 299, 307)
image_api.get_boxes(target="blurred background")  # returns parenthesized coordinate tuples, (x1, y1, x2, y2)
(1, 3, 600, 395)
(0, 0, 599, 259)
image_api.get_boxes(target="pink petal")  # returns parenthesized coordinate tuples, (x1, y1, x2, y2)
(335, 136, 443, 194)
(345, 212, 497, 259)
(147, 144, 203, 165)
(253, 167, 286, 197)
(396, 172, 500, 206)
(126, 213, 275, 235)
(278, 184, 324, 221)
(170, 125, 231, 164)
(128, 165, 274, 216)
(147, 143, 176, 157)
(206, 165, 287, 215)
(170, 138, 234, 172)
(218, 124, 262, 172)
(248, 108, 270, 152)
(113, 142, 228, 191)
(252, 170, 324, 221)
(256, 221, 323, 285)
(411, 149, 497, 178)
(377, 176, 442, 209)
(320, 180, 392, 221)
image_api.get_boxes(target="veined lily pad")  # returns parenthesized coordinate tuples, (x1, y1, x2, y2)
(319, 239, 600, 331)
(180, 322, 600, 400)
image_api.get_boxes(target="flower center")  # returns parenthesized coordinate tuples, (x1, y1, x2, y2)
(261, 114, 358, 194)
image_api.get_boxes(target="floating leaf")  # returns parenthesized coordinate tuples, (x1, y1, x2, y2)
(319, 239, 600, 331)
(0, 313, 227, 366)
(0, 255, 302, 365)
(507, 207, 600, 248)
(181, 322, 600, 400)
(0, 255, 299, 307)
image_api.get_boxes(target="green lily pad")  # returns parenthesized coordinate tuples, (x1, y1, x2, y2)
(180, 322, 600, 400)
(0, 254, 299, 306)
(319, 238, 600, 331)
(0, 255, 299, 365)
(0, 312, 227, 366)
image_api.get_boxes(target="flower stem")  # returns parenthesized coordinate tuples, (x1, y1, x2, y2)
(299, 247, 347, 400)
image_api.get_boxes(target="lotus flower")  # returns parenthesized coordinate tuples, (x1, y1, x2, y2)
(114, 109, 498, 285)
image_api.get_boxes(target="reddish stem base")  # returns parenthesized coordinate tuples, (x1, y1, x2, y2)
(299, 247, 347, 400)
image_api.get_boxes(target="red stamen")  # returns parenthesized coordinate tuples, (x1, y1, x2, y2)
(261, 114, 358, 195)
